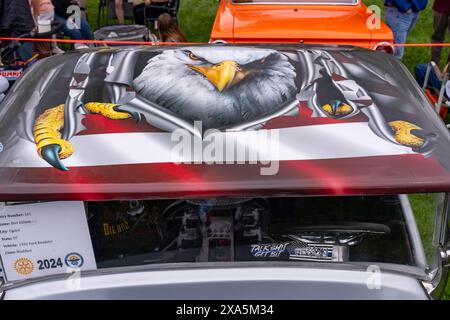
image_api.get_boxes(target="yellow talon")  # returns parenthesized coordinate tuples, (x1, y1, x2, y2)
(322, 101, 353, 118)
(389, 120, 424, 148)
(33, 104, 74, 160)
(84, 102, 131, 120)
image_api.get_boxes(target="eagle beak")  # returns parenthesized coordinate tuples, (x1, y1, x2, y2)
(189, 60, 243, 92)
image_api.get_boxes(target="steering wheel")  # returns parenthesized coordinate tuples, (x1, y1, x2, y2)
(284, 222, 391, 246)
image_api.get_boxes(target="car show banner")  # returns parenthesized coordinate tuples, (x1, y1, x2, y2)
(0, 201, 97, 281)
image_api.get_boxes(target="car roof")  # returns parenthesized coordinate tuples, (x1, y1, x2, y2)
(1, 44, 450, 201)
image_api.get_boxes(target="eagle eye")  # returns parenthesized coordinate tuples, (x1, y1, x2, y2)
(188, 52, 200, 61)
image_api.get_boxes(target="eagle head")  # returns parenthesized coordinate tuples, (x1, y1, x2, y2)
(133, 47, 298, 130)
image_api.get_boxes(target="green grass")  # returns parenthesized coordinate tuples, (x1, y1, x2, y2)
(84, 0, 450, 299)
(409, 194, 436, 260)
(363, 0, 450, 72)
(410, 193, 450, 299)
(178, 0, 219, 42)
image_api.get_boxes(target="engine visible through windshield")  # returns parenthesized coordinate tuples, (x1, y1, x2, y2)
(87, 195, 415, 269)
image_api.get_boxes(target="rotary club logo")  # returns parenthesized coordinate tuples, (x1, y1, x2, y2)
(14, 258, 34, 276)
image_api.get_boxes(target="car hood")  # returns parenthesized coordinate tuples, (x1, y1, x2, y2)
(1, 45, 450, 201)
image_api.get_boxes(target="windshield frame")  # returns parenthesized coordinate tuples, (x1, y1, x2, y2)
(0, 260, 430, 294)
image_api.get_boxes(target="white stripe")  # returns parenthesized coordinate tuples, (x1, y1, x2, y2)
(0, 123, 415, 168)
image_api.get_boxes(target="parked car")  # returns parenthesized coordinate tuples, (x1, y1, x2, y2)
(0, 44, 449, 299)
(210, 0, 394, 53)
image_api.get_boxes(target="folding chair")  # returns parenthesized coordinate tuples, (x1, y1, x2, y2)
(421, 62, 450, 121)
(97, 0, 108, 27)
(98, 0, 135, 26)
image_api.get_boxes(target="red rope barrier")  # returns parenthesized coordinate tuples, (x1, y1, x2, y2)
(0, 36, 449, 47)
(0, 37, 198, 46)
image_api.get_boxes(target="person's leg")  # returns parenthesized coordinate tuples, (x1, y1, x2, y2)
(77, 0, 88, 20)
(133, 4, 146, 25)
(431, 10, 448, 63)
(407, 11, 419, 34)
(79, 17, 92, 40)
(55, 15, 83, 40)
(447, 13, 450, 64)
(415, 63, 442, 90)
(17, 42, 33, 60)
(385, 7, 403, 59)
(115, 0, 125, 24)
(396, 11, 417, 60)
(146, 4, 167, 20)
(38, 10, 62, 52)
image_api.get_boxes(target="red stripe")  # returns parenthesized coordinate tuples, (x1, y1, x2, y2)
(1, 154, 449, 201)
(78, 104, 366, 135)
(78, 114, 164, 135)
(262, 104, 367, 129)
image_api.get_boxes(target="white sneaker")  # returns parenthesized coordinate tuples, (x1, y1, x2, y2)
(52, 47, 65, 54)
(74, 43, 89, 50)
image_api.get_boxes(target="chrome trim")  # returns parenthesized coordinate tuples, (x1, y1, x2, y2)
(440, 249, 450, 265)
(211, 39, 228, 44)
(440, 194, 450, 268)
(3, 266, 430, 300)
(399, 195, 427, 270)
(434, 193, 449, 248)
(423, 192, 450, 299)
(373, 42, 394, 53)
(0, 260, 428, 293)
(424, 263, 448, 299)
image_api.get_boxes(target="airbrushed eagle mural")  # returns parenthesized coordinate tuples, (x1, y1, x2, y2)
(134, 48, 298, 127)
(0, 45, 444, 175)
(32, 47, 301, 171)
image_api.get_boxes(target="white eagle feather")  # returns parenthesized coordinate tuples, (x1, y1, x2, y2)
(133, 47, 298, 129)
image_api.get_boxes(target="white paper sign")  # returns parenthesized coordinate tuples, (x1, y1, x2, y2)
(0, 201, 97, 281)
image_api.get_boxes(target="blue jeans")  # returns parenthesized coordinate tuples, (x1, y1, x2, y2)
(384, 6, 419, 60)
(55, 15, 92, 41)
(415, 63, 442, 90)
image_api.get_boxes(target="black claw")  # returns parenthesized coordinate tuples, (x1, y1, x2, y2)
(130, 111, 142, 123)
(114, 105, 142, 123)
(410, 129, 428, 140)
(411, 130, 438, 154)
(41, 144, 69, 171)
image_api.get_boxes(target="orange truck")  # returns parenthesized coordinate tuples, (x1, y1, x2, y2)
(210, 0, 394, 53)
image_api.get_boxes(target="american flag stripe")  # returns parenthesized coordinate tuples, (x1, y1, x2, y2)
(1, 121, 414, 168)
(1, 104, 449, 200)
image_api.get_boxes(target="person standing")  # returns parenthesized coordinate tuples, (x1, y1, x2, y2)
(384, 0, 428, 60)
(115, 0, 169, 25)
(431, 0, 450, 64)
(0, 0, 36, 37)
(0, 0, 37, 60)
(51, 0, 92, 48)
(29, 0, 65, 54)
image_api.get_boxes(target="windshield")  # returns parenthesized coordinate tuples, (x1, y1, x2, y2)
(0, 194, 441, 284)
(89, 195, 418, 268)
